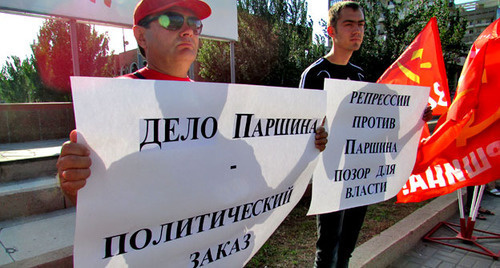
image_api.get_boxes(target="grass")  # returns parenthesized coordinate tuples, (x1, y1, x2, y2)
(245, 196, 431, 267)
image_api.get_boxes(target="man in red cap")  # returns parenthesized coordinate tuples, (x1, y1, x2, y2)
(57, 0, 212, 204)
(57, 0, 329, 205)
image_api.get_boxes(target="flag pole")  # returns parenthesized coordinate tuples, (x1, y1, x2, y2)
(424, 185, 499, 260)
(457, 188, 466, 237)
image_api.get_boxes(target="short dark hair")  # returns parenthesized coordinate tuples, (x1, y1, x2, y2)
(328, 1, 363, 29)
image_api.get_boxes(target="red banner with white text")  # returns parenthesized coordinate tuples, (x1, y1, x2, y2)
(397, 19, 500, 203)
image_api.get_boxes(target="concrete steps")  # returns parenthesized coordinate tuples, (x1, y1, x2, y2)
(0, 176, 66, 221)
(0, 208, 75, 267)
(0, 139, 74, 267)
(1, 156, 59, 183)
(0, 139, 71, 221)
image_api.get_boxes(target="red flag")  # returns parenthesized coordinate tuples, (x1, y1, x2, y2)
(397, 19, 500, 203)
(377, 17, 451, 116)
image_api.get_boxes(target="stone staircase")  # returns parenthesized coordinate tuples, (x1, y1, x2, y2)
(0, 139, 74, 267)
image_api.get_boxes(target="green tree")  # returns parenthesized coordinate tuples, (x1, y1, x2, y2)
(0, 55, 72, 103)
(352, 0, 468, 88)
(32, 19, 116, 92)
(0, 56, 38, 103)
(1, 19, 116, 103)
(197, 0, 327, 87)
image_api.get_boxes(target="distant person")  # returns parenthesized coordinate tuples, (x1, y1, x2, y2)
(485, 180, 500, 197)
(57, 0, 328, 205)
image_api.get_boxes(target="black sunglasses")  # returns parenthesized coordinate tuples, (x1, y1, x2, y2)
(139, 11, 203, 35)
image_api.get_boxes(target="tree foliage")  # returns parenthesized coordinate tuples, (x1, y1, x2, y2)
(352, 0, 468, 87)
(197, 0, 327, 87)
(0, 56, 70, 103)
(197, 0, 467, 90)
(1, 19, 116, 103)
(0, 56, 38, 103)
(32, 19, 116, 92)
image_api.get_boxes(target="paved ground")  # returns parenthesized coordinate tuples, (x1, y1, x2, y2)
(390, 192, 499, 268)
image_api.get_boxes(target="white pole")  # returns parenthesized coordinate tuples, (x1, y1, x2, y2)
(470, 185, 479, 219)
(471, 185, 486, 221)
(457, 188, 465, 219)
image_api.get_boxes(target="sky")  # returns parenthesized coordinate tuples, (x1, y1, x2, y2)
(0, 0, 476, 69)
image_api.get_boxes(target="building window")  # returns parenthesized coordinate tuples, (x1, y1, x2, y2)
(130, 63, 138, 73)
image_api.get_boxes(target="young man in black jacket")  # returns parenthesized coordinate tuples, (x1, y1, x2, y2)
(300, 2, 368, 267)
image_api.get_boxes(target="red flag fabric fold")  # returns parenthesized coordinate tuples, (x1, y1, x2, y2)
(397, 19, 500, 203)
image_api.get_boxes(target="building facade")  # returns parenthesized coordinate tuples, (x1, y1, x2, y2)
(114, 49, 147, 76)
(458, 0, 500, 46)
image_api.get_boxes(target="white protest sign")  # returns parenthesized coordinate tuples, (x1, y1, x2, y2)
(308, 79, 430, 215)
(70, 77, 325, 267)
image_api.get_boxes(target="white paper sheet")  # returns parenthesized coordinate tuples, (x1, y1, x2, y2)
(70, 77, 326, 267)
(308, 79, 430, 215)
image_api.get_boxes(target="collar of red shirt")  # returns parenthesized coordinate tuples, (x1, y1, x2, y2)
(119, 67, 193, 82)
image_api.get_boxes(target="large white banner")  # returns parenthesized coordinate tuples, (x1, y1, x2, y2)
(308, 79, 430, 215)
(0, 0, 238, 41)
(70, 77, 325, 267)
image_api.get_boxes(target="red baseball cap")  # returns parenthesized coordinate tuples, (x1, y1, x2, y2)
(134, 0, 212, 26)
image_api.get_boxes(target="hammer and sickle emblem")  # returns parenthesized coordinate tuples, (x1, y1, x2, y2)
(396, 49, 431, 84)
